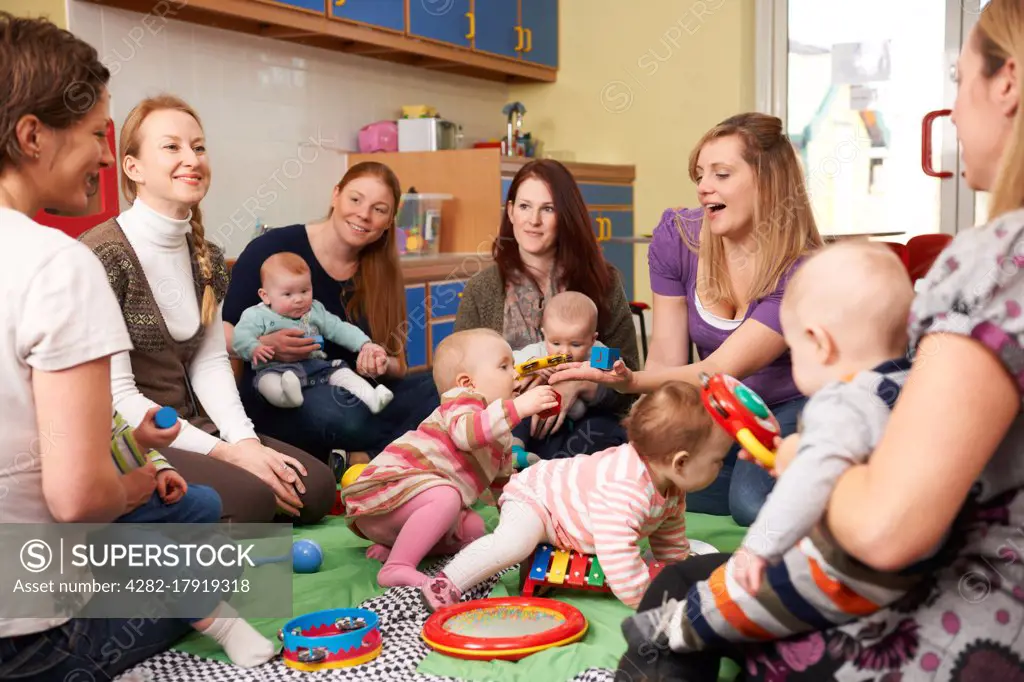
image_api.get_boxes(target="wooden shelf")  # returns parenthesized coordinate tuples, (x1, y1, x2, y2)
(500, 157, 636, 185)
(79, 0, 557, 84)
(400, 252, 492, 284)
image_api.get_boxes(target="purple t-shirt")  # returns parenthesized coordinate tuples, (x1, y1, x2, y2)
(648, 207, 803, 406)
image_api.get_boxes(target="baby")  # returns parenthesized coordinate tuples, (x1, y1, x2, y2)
(111, 407, 274, 668)
(341, 328, 560, 589)
(421, 381, 730, 611)
(231, 252, 393, 413)
(513, 290, 608, 421)
(623, 241, 924, 653)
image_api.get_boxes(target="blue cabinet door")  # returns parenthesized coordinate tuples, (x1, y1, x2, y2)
(430, 319, 456, 355)
(519, 0, 557, 67)
(405, 285, 428, 369)
(328, 0, 404, 31)
(602, 241, 634, 302)
(409, 0, 473, 49)
(475, 1, 520, 58)
(260, 0, 326, 13)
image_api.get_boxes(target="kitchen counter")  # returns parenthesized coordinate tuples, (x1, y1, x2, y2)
(401, 252, 493, 284)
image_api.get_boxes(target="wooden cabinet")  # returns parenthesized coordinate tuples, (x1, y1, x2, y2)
(82, 0, 556, 83)
(408, 0, 473, 48)
(256, 0, 326, 13)
(328, 0, 404, 32)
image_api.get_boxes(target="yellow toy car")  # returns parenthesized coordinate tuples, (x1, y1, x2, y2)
(515, 352, 572, 379)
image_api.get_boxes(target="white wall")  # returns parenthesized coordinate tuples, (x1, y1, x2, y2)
(67, 1, 511, 257)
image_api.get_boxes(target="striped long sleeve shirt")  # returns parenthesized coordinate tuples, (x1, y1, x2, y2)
(342, 388, 521, 518)
(110, 411, 173, 474)
(500, 443, 690, 608)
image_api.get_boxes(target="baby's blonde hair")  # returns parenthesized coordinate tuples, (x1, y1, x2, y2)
(783, 240, 913, 356)
(542, 291, 598, 332)
(622, 382, 712, 463)
(432, 328, 507, 393)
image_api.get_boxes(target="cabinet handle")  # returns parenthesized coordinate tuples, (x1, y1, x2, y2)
(466, 11, 475, 40)
(603, 217, 613, 241)
(525, 27, 533, 53)
(334, 0, 345, 5)
(515, 26, 524, 51)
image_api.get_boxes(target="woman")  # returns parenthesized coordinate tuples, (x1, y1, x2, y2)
(454, 159, 640, 459)
(0, 14, 190, 678)
(553, 113, 821, 523)
(620, 2, 1024, 679)
(222, 162, 440, 467)
(80, 95, 335, 524)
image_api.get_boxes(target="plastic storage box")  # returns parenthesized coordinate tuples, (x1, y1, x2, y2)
(395, 193, 453, 257)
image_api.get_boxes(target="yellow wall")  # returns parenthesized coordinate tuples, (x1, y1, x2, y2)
(0, 0, 66, 27)
(510, 0, 756, 304)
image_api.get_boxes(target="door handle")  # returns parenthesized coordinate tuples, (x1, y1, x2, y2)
(525, 27, 533, 53)
(465, 12, 475, 40)
(515, 26, 524, 52)
(921, 109, 952, 178)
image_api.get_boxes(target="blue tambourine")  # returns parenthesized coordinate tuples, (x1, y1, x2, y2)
(278, 607, 382, 671)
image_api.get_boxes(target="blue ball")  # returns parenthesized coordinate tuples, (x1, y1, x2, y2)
(292, 539, 323, 574)
(154, 406, 178, 429)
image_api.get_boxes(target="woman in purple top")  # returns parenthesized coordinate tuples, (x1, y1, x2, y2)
(553, 113, 822, 524)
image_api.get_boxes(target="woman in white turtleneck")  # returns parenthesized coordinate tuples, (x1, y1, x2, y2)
(81, 95, 334, 524)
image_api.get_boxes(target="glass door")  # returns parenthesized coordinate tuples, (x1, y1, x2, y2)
(759, 0, 989, 239)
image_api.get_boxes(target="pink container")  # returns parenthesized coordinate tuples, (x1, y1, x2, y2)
(358, 121, 399, 153)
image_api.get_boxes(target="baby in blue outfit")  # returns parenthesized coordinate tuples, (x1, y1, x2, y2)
(232, 252, 393, 413)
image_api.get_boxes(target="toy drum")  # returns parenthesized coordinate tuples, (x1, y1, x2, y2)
(279, 608, 381, 671)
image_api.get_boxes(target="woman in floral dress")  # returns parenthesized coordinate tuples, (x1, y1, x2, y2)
(618, 1, 1024, 679)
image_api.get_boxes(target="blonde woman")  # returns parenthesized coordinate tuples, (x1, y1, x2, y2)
(554, 113, 822, 524)
(620, 1, 1024, 678)
(80, 95, 335, 524)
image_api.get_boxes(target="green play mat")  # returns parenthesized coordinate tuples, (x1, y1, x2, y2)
(172, 505, 745, 681)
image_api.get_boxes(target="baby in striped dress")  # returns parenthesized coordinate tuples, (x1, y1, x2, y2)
(421, 381, 730, 610)
(342, 328, 560, 589)
(624, 241, 931, 653)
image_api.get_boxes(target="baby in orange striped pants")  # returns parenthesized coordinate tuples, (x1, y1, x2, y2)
(422, 382, 731, 610)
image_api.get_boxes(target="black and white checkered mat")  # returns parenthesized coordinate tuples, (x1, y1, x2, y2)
(114, 562, 616, 682)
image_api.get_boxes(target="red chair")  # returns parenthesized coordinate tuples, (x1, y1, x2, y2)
(907, 234, 953, 284)
(880, 242, 910, 271)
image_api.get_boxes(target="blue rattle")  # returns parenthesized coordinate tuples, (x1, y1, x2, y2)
(154, 406, 178, 429)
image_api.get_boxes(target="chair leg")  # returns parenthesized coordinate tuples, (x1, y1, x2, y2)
(636, 310, 648, 365)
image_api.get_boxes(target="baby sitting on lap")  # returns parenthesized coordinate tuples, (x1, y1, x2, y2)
(231, 252, 392, 413)
(623, 241, 930, 653)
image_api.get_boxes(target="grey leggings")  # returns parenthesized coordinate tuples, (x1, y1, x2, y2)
(161, 434, 335, 525)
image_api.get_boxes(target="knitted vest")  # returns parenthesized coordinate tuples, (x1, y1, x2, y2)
(79, 218, 230, 433)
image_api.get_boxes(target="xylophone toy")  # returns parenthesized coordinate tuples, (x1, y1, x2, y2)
(278, 608, 381, 671)
(519, 544, 665, 598)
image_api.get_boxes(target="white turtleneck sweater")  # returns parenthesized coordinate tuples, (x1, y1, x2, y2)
(111, 199, 258, 454)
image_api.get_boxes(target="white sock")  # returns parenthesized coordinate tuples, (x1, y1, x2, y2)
(374, 384, 394, 412)
(280, 371, 304, 406)
(196, 602, 275, 668)
(329, 368, 389, 413)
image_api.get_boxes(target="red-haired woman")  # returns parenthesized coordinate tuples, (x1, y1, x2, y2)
(223, 162, 440, 470)
(455, 159, 639, 457)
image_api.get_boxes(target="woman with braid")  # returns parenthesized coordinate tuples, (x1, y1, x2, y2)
(80, 95, 335, 524)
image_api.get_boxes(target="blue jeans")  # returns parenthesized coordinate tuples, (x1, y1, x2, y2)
(513, 409, 627, 459)
(115, 484, 222, 524)
(241, 371, 440, 460)
(684, 395, 807, 526)
(0, 611, 192, 681)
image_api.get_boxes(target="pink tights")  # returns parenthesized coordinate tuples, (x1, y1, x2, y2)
(353, 485, 486, 588)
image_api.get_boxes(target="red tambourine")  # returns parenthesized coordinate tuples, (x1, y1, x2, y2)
(698, 372, 780, 468)
(421, 597, 588, 661)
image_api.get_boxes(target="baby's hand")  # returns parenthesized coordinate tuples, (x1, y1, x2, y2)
(133, 406, 182, 451)
(513, 385, 560, 418)
(774, 434, 800, 475)
(251, 344, 275, 365)
(156, 469, 187, 504)
(732, 547, 767, 595)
